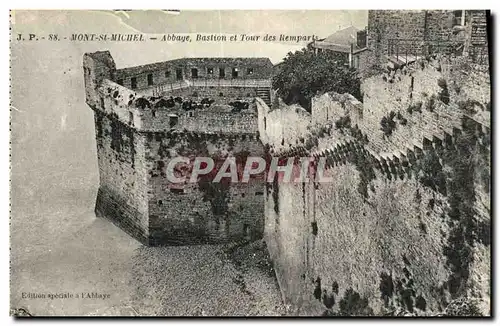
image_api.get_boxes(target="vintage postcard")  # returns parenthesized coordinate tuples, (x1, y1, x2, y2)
(10, 10, 491, 317)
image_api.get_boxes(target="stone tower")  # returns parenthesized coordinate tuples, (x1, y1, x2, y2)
(84, 51, 274, 245)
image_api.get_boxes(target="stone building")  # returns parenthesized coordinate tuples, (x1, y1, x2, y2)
(312, 10, 489, 78)
(83, 51, 273, 245)
(310, 26, 370, 73)
(366, 10, 489, 70)
(114, 57, 274, 95)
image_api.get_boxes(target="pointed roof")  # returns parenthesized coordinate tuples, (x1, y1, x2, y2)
(323, 26, 360, 46)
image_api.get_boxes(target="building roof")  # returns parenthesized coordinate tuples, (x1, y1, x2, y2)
(323, 26, 360, 46)
(311, 26, 362, 54)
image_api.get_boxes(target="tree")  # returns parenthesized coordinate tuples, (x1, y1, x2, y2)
(272, 45, 361, 111)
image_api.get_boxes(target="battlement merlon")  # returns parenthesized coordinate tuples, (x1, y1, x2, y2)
(87, 78, 261, 134)
(83, 51, 117, 109)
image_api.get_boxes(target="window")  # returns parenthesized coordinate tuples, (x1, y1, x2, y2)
(243, 224, 250, 237)
(232, 67, 239, 78)
(453, 10, 465, 26)
(169, 115, 179, 128)
(356, 29, 367, 49)
(117, 79, 124, 86)
(129, 111, 134, 125)
(100, 97, 105, 109)
(158, 200, 163, 206)
(191, 68, 198, 79)
(352, 56, 359, 69)
(147, 73, 153, 86)
(207, 67, 214, 75)
(219, 68, 225, 79)
(188, 111, 194, 117)
(131, 77, 137, 89)
(170, 188, 184, 194)
(246, 68, 254, 75)
(165, 70, 170, 78)
(176, 68, 183, 80)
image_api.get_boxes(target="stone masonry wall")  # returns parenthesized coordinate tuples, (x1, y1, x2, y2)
(148, 85, 260, 100)
(266, 121, 490, 315)
(144, 131, 265, 245)
(93, 111, 150, 243)
(367, 10, 459, 50)
(359, 55, 490, 156)
(366, 10, 486, 70)
(256, 98, 311, 153)
(115, 57, 274, 90)
(85, 51, 151, 243)
(367, 10, 426, 67)
(178, 111, 258, 134)
(96, 79, 260, 134)
(260, 53, 490, 316)
(352, 49, 373, 78)
(92, 84, 264, 244)
(266, 164, 453, 315)
(264, 121, 490, 316)
(83, 51, 116, 109)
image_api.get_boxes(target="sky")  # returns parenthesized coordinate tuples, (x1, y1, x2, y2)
(104, 10, 368, 36)
(12, 10, 368, 65)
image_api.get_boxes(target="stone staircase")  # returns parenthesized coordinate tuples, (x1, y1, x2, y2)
(256, 87, 271, 106)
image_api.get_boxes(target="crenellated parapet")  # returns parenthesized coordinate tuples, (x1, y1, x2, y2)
(90, 78, 260, 134)
(256, 52, 490, 167)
